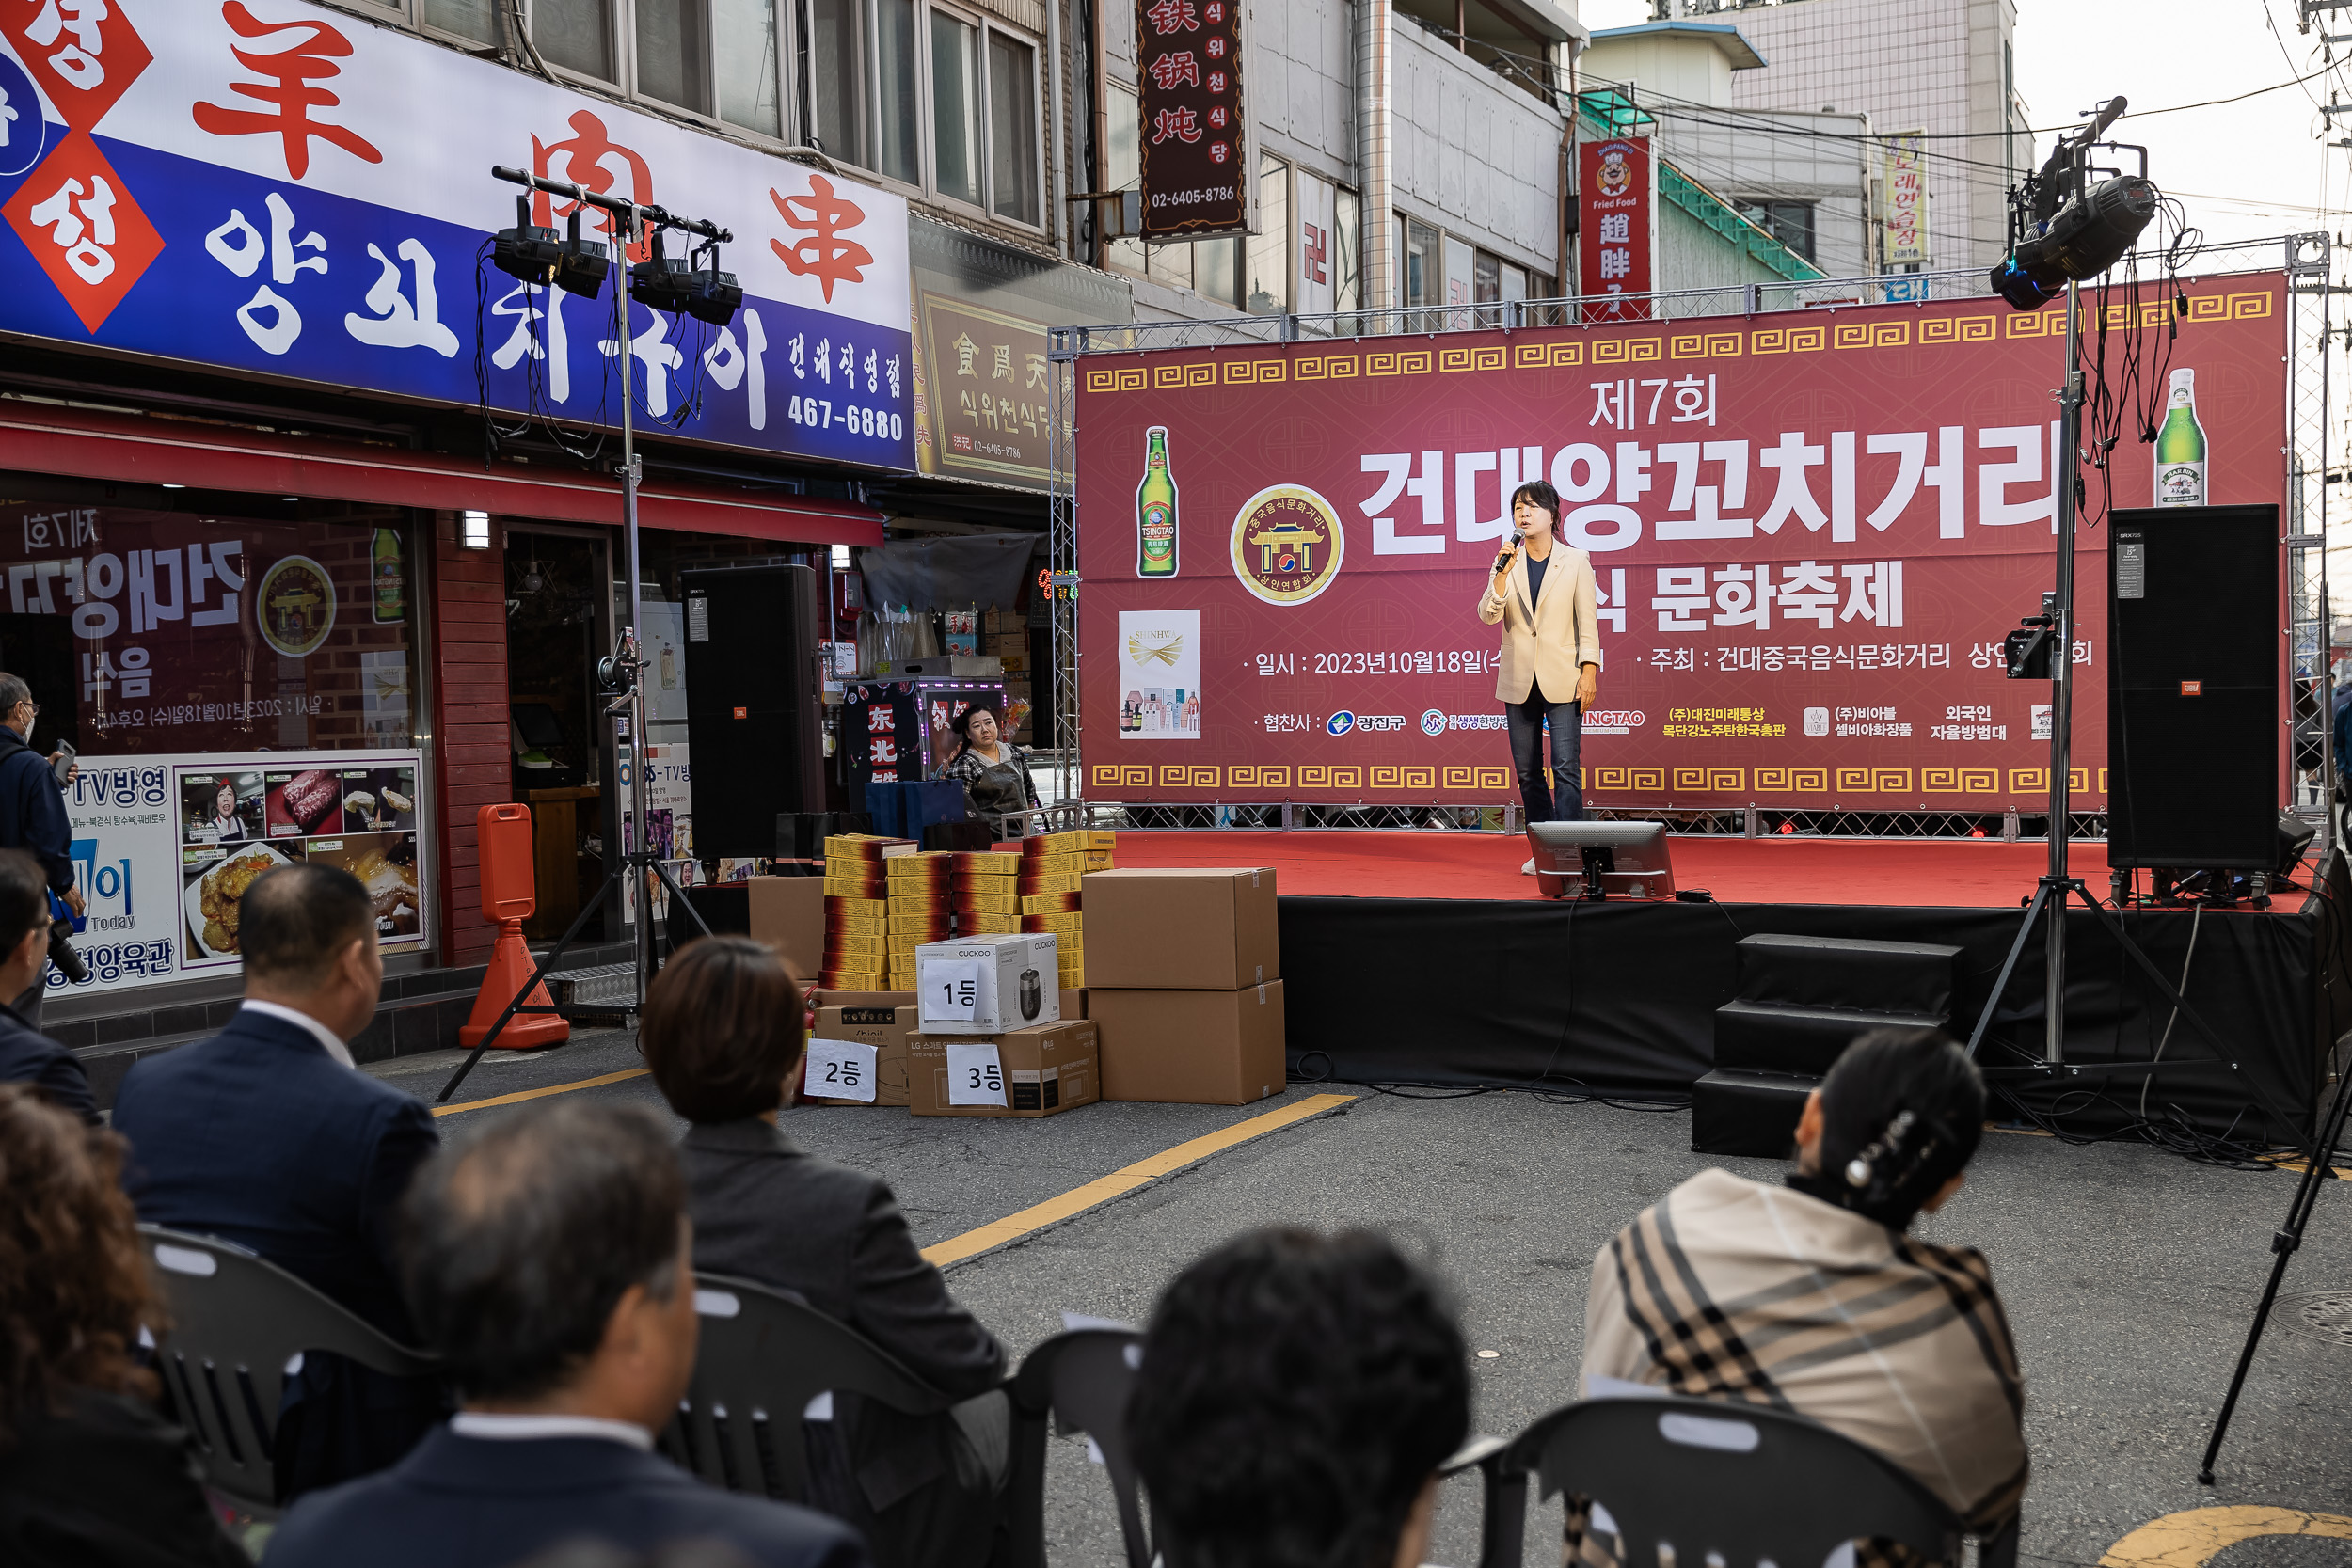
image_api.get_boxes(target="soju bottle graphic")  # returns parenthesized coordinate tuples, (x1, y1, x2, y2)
(1136, 426, 1178, 578)
(2154, 367, 2206, 507)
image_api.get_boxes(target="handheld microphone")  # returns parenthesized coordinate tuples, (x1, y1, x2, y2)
(1494, 529, 1522, 575)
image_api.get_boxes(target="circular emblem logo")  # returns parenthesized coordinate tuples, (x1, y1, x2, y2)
(0, 55, 46, 180)
(256, 555, 337, 659)
(1231, 484, 1344, 607)
(1597, 148, 1632, 197)
(1326, 711, 1356, 736)
(1420, 709, 1447, 736)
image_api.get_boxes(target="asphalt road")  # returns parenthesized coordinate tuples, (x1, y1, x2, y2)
(374, 1032, 2352, 1568)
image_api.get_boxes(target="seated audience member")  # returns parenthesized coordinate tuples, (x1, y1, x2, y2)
(0, 849, 93, 1122)
(0, 1085, 248, 1567)
(639, 936, 1009, 1568)
(110, 863, 441, 1500)
(1127, 1227, 1470, 1568)
(1580, 1027, 2026, 1549)
(266, 1100, 867, 1568)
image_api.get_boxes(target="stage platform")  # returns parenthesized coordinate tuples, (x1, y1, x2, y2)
(1104, 832, 2350, 1145)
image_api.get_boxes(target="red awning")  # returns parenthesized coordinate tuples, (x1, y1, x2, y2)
(0, 402, 884, 546)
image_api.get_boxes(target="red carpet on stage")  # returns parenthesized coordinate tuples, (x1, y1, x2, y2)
(1108, 830, 2116, 908)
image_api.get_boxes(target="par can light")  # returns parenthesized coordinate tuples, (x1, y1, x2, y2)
(555, 207, 610, 298)
(492, 194, 562, 286)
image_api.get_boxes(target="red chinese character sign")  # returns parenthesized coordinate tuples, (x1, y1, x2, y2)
(1579, 135, 1654, 323)
(1073, 277, 2290, 810)
(1136, 0, 1248, 239)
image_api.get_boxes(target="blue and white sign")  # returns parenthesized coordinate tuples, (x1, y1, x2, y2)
(0, 0, 915, 469)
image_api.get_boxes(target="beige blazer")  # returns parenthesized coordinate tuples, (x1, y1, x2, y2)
(1477, 542, 1603, 705)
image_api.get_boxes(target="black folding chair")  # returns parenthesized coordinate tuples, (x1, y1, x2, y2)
(660, 1272, 959, 1501)
(1007, 1327, 1148, 1568)
(138, 1225, 439, 1518)
(1477, 1395, 2015, 1568)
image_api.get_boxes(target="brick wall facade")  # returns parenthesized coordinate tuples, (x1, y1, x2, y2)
(431, 513, 508, 966)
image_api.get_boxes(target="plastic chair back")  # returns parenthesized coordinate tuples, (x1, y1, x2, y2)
(138, 1225, 439, 1516)
(660, 1272, 956, 1499)
(1007, 1328, 1149, 1568)
(1494, 1395, 1961, 1568)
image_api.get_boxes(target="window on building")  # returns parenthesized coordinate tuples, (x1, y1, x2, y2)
(1740, 200, 1817, 264)
(1247, 154, 1289, 314)
(1103, 79, 1246, 302)
(1335, 187, 1361, 315)
(714, 0, 783, 135)
(1104, 81, 1147, 274)
(537, 0, 615, 78)
(636, 0, 710, 115)
(420, 0, 503, 42)
(1195, 236, 1239, 306)
(807, 0, 864, 162)
(988, 32, 1040, 224)
(931, 9, 984, 206)
(876, 0, 922, 185)
(1473, 248, 1502, 305)
(1402, 216, 1440, 312)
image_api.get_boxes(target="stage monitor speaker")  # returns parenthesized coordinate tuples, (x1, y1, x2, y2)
(2106, 504, 2279, 870)
(680, 565, 825, 858)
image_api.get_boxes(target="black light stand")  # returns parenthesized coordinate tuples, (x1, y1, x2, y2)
(1963, 103, 2307, 1152)
(436, 166, 736, 1105)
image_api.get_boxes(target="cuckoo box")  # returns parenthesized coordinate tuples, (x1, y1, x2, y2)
(1089, 982, 1286, 1105)
(1081, 868, 1279, 990)
(907, 1021, 1100, 1117)
(913, 934, 1060, 1033)
(804, 1005, 914, 1107)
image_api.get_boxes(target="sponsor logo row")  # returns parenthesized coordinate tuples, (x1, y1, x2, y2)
(1321, 708, 1649, 736)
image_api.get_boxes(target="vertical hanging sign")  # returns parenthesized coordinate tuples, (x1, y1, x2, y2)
(1882, 131, 1930, 267)
(1137, 0, 1249, 239)
(1578, 135, 1655, 323)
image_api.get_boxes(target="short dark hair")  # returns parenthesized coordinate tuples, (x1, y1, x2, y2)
(640, 935, 805, 1123)
(0, 849, 50, 952)
(1796, 1027, 1987, 1230)
(950, 704, 1006, 740)
(400, 1100, 686, 1402)
(0, 673, 27, 717)
(239, 863, 374, 987)
(1129, 1227, 1470, 1568)
(1510, 480, 1563, 538)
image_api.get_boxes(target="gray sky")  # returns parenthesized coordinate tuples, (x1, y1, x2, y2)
(1577, 0, 2344, 247)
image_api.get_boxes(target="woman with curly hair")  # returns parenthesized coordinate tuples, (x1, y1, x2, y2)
(0, 1084, 248, 1566)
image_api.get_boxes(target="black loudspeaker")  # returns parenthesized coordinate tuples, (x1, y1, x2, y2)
(681, 565, 825, 858)
(2106, 505, 2280, 870)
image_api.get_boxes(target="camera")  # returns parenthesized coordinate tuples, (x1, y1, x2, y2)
(47, 918, 86, 985)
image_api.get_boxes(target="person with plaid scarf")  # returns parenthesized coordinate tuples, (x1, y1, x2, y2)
(1578, 1029, 2026, 1562)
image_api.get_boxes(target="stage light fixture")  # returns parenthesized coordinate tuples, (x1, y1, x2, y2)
(683, 243, 741, 326)
(1990, 173, 2157, 312)
(555, 207, 610, 297)
(493, 194, 563, 286)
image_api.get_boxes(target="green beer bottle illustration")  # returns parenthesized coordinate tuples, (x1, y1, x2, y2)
(1136, 426, 1178, 578)
(2154, 367, 2205, 507)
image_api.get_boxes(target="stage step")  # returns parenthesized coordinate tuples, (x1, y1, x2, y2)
(1733, 934, 1963, 1017)
(1713, 1000, 1950, 1078)
(1691, 1069, 1817, 1159)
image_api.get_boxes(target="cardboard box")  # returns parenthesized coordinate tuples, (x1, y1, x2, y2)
(1018, 870, 1085, 896)
(815, 989, 916, 1008)
(824, 834, 918, 862)
(1089, 982, 1286, 1105)
(1022, 830, 1116, 857)
(954, 891, 1021, 915)
(747, 876, 826, 980)
(908, 1020, 1100, 1117)
(824, 871, 888, 898)
(804, 1005, 914, 1107)
(818, 971, 886, 992)
(1060, 988, 1085, 1019)
(914, 934, 1060, 1032)
(960, 912, 1019, 934)
(1021, 892, 1081, 914)
(951, 851, 1020, 879)
(1083, 868, 1278, 990)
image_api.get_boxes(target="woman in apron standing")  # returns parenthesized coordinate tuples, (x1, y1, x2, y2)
(939, 705, 1041, 840)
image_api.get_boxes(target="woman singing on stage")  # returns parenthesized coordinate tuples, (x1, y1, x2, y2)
(1477, 481, 1601, 871)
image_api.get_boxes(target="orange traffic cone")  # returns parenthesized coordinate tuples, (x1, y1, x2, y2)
(458, 803, 570, 1050)
(459, 914, 569, 1049)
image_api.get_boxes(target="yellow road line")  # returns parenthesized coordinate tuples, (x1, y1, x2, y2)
(432, 1068, 650, 1117)
(920, 1092, 1358, 1266)
(2102, 1505, 2352, 1566)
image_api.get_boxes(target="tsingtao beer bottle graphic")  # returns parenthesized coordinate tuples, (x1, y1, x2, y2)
(2154, 367, 2206, 507)
(1136, 426, 1178, 578)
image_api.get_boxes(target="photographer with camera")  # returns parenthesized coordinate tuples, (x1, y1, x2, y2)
(0, 674, 82, 1025)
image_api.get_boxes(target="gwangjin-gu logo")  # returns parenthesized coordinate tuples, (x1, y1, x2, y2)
(1326, 711, 1356, 736)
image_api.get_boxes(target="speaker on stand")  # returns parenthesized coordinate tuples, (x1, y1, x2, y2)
(2106, 504, 2281, 902)
(681, 564, 826, 860)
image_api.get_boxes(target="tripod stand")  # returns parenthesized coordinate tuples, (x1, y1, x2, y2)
(2199, 1030, 2352, 1481)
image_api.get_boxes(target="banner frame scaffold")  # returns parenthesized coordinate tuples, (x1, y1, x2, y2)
(1045, 235, 2335, 844)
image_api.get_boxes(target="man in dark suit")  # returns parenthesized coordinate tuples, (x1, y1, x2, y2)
(269, 1099, 868, 1568)
(0, 848, 93, 1122)
(112, 862, 440, 1500)
(0, 672, 79, 1026)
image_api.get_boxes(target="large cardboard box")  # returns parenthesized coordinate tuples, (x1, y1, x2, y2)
(1089, 982, 1286, 1105)
(908, 1020, 1100, 1117)
(747, 876, 825, 980)
(804, 1004, 914, 1107)
(914, 934, 1060, 1033)
(1082, 868, 1278, 990)
(1059, 988, 1085, 1020)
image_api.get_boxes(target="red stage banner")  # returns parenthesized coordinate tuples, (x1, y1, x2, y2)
(1074, 277, 2289, 810)
(1579, 135, 1656, 321)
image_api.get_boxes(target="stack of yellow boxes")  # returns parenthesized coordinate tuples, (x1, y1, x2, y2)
(1018, 831, 1117, 992)
(884, 852, 954, 990)
(950, 850, 1021, 935)
(818, 834, 912, 991)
